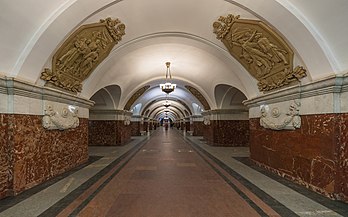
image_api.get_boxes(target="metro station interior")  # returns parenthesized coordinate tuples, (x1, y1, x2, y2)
(0, 0, 348, 216)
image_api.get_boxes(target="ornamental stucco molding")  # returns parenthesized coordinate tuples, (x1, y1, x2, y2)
(260, 100, 301, 130)
(42, 105, 79, 130)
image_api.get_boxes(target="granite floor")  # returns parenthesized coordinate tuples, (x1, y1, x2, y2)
(0, 128, 347, 217)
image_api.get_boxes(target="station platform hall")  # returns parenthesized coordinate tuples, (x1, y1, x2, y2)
(0, 0, 348, 216)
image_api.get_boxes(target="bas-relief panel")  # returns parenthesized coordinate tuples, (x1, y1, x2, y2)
(250, 114, 348, 202)
(11, 115, 88, 193)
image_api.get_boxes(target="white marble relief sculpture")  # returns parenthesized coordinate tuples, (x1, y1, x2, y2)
(203, 116, 211, 126)
(260, 100, 301, 130)
(124, 116, 131, 126)
(42, 105, 79, 130)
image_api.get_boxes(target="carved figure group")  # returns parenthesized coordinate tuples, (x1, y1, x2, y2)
(56, 35, 103, 78)
(230, 28, 288, 78)
(212, 14, 307, 92)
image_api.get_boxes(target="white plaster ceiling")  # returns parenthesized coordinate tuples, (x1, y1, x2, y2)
(1, 0, 347, 118)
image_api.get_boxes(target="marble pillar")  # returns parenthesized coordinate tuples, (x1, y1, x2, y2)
(202, 110, 249, 147)
(89, 110, 132, 146)
(0, 77, 92, 199)
(245, 75, 348, 202)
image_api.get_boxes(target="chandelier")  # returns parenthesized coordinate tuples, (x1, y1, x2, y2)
(160, 62, 176, 94)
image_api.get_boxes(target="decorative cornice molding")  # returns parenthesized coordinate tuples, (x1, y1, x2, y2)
(89, 109, 132, 116)
(244, 75, 348, 108)
(0, 76, 94, 108)
(202, 109, 248, 115)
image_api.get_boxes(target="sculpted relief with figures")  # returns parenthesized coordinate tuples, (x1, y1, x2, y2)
(41, 17, 125, 93)
(213, 14, 307, 92)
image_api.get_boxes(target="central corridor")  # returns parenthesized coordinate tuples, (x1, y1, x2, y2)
(60, 128, 267, 217)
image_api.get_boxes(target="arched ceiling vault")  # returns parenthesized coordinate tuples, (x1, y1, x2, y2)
(1, 0, 347, 112)
(148, 104, 186, 119)
(140, 94, 193, 116)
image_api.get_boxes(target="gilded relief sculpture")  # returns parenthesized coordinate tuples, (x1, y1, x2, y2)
(213, 14, 306, 92)
(41, 17, 126, 93)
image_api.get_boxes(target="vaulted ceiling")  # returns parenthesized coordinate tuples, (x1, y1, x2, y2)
(1, 0, 347, 121)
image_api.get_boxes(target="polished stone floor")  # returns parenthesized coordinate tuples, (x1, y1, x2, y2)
(0, 128, 347, 217)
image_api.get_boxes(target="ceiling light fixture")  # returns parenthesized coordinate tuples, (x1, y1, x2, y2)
(160, 62, 176, 94)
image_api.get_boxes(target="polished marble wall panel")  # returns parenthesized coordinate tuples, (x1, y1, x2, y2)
(131, 122, 141, 136)
(89, 120, 131, 146)
(203, 120, 249, 147)
(185, 122, 190, 131)
(192, 121, 204, 136)
(250, 114, 348, 202)
(0, 114, 12, 198)
(337, 114, 348, 201)
(144, 122, 149, 132)
(11, 115, 88, 194)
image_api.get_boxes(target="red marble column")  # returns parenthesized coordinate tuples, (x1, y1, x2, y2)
(0, 114, 12, 198)
(192, 121, 204, 136)
(185, 121, 190, 131)
(144, 121, 149, 132)
(130, 121, 141, 136)
(0, 114, 89, 197)
(337, 113, 348, 202)
(89, 120, 131, 146)
(203, 120, 249, 147)
(250, 113, 348, 202)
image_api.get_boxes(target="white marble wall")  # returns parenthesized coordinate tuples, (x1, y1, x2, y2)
(0, 77, 92, 118)
(89, 110, 132, 121)
(246, 74, 348, 118)
(202, 110, 249, 121)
